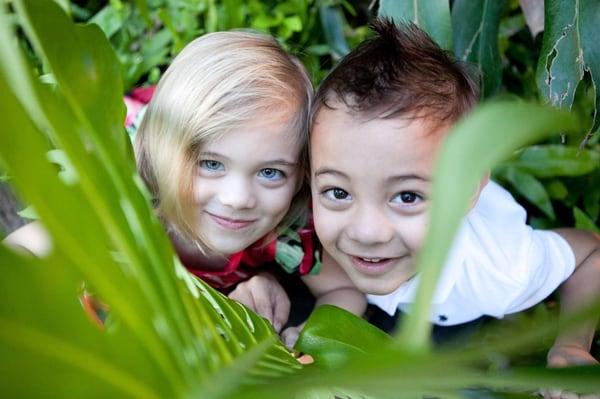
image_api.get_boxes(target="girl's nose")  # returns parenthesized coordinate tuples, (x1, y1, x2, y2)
(218, 176, 257, 210)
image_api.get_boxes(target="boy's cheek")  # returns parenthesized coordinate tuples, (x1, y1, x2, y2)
(312, 207, 342, 247)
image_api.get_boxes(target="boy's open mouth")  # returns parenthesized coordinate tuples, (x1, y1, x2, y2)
(349, 255, 399, 275)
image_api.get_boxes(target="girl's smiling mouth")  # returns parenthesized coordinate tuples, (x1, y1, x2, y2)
(206, 212, 257, 230)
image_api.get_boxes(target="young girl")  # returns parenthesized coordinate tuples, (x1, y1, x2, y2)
(4, 30, 365, 334)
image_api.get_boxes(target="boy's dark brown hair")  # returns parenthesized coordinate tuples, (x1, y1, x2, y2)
(311, 19, 479, 125)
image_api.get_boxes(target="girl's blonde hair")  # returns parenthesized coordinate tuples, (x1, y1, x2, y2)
(135, 31, 312, 248)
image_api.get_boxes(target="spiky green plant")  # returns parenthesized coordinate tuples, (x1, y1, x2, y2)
(0, 1, 599, 398)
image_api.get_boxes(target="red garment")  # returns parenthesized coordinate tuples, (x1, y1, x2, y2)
(184, 226, 316, 291)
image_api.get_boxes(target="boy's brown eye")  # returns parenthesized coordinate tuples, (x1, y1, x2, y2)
(323, 187, 351, 201)
(333, 188, 348, 199)
(399, 192, 417, 203)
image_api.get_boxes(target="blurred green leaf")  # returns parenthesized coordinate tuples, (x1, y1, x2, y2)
(452, 0, 507, 97)
(573, 206, 600, 234)
(399, 102, 578, 349)
(16, 205, 38, 220)
(379, 0, 452, 51)
(319, 4, 350, 60)
(15, 0, 129, 163)
(89, 4, 127, 38)
(544, 179, 568, 200)
(499, 166, 556, 219)
(0, 2, 301, 397)
(503, 145, 600, 177)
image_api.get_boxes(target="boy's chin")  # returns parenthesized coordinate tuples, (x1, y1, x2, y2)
(349, 276, 401, 296)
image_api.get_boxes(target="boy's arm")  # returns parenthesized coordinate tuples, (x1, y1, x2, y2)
(302, 250, 367, 316)
(3, 221, 52, 257)
(281, 251, 367, 347)
(548, 228, 600, 367)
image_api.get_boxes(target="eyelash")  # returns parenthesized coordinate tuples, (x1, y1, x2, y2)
(258, 168, 286, 181)
(321, 188, 424, 207)
(200, 160, 224, 171)
(199, 161, 286, 181)
(390, 191, 424, 206)
(322, 188, 351, 201)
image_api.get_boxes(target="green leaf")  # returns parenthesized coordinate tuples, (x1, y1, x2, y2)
(0, 2, 300, 396)
(16, 205, 38, 220)
(452, 0, 507, 97)
(15, 0, 129, 165)
(500, 167, 556, 219)
(573, 206, 600, 234)
(284, 16, 302, 33)
(504, 145, 600, 177)
(319, 5, 350, 60)
(536, 0, 600, 138)
(398, 101, 578, 349)
(89, 4, 126, 39)
(379, 0, 452, 51)
(296, 305, 392, 370)
(544, 179, 568, 200)
(583, 172, 600, 219)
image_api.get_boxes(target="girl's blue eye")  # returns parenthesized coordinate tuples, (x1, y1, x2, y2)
(200, 160, 224, 171)
(323, 188, 351, 201)
(258, 168, 285, 181)
(391, 191, 422, 205)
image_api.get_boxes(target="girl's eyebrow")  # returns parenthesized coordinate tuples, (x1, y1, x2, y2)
(200, 151, 297, 167)
(264, 159, 298, 167)
(200, 151, 228, 160)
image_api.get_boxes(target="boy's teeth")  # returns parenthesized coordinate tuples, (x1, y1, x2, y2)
(361, 257, 382, 263)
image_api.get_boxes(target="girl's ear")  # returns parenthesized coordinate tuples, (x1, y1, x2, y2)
(468, 171, 490, 210)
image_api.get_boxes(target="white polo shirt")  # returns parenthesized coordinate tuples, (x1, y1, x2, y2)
(367, 181, 576, 326)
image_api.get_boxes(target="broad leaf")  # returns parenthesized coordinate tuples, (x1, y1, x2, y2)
(378, 0, 452, 51)
(497, 166, 555, 219)
(501, 145, 600, 177)
(452, 0, 507, 97)
(319, 4, 350, 60)
(0, 2, 299, 397)
(296, 305, 392, 370)
(536, 0, 600, 139)
(573, 206, 600, 234)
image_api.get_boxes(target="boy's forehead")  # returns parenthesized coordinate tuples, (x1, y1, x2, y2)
(310, 107, 447, 180)
(311, 105, 448, 140)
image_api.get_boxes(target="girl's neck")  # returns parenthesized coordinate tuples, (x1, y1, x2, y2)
(169, 231, 230, 271)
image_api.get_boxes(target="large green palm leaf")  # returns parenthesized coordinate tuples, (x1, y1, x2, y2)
(1, 1, 600, 398)
(0, 1, 299, 397)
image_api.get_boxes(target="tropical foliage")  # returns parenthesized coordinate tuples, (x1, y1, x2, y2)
(0, 0, 599, 398)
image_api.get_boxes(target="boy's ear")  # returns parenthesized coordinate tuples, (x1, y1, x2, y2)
(468, 171, 490, 210)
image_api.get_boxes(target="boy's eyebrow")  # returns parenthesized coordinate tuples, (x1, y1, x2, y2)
(387, 174, 431, 182)
(314, 168, 349, 179)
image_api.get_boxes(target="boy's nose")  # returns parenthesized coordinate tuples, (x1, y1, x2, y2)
(218, 176, 257, 210)
(346, 205, 394, 246)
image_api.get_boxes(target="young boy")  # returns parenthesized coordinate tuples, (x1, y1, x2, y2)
(308, 20, 600, 367)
